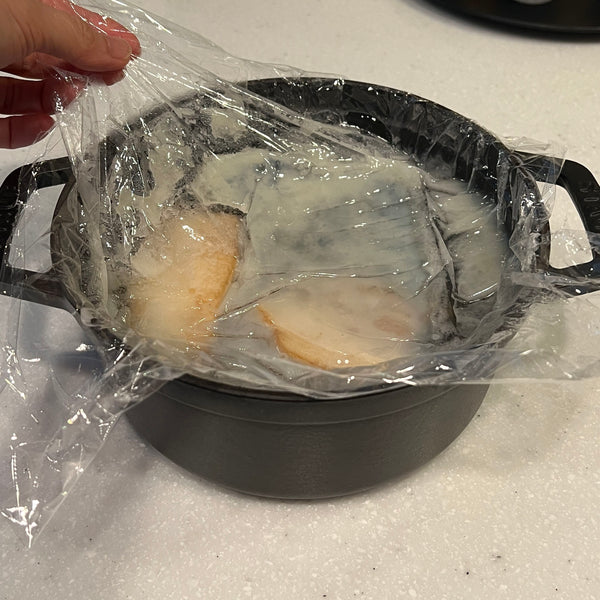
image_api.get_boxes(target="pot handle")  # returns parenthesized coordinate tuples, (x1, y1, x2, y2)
(0, 157, 74, 311)
(520, 154, 600, 294)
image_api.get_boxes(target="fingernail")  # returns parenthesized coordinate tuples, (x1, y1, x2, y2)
(107, 36, 132, 61)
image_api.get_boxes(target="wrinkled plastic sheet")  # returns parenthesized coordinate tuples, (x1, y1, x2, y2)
(1, 0, 600, 546)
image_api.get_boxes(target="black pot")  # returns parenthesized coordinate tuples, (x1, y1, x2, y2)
(1, 78, 599, 499)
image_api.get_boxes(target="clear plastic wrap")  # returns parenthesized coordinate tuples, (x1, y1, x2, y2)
(2, 0, 600, 545)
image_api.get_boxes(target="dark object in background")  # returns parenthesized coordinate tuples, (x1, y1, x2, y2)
(423, 0, 600, 34)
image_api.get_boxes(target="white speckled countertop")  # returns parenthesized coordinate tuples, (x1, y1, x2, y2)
(1, 1, 600, 598)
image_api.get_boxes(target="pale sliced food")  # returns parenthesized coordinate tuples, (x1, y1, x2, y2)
(258, 278, 426, 369)
(127, 210, 242, 347)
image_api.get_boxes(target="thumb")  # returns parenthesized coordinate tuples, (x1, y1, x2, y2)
(17, 0, 133, 72)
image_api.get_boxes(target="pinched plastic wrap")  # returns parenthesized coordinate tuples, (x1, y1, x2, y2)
(2, 0, 600, 545)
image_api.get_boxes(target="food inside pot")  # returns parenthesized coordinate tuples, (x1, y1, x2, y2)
(127, 208, 242, 347)
(258, 277, 428, 369)
(65, 100, 510, 378)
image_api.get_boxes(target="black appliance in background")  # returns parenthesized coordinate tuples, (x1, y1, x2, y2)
(423, 0, 600, 33)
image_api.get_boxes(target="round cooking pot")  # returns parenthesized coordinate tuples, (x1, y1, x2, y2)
(1, 78, 599, 499)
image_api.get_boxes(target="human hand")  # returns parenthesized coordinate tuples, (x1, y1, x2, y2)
(0, 0, 140, 149)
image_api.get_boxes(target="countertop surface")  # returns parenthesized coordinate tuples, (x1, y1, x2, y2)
(1, 1, 600, 598)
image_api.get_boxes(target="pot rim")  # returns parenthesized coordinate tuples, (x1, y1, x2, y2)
(49, 77, 546, 399)
(157, 375, 488, 425)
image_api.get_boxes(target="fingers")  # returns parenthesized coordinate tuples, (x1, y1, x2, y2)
(11, 0, 138, 72)
(0, 114, 55, 149)
(0, 76, 82, 115)
(3, 55, 126, 86)
(0, 1, 140, 150)
(0, 66, 122, 149)
(41, 0, 142, 57)
(1, 53, 75, 81)
(37, 4, 133, 71)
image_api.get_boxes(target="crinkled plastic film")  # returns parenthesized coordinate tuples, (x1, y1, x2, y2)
(2, 0, 600, 545)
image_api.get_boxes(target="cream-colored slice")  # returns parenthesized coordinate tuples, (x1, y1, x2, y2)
(127, 210, 241, 347)
(258, 278, 426, 369)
